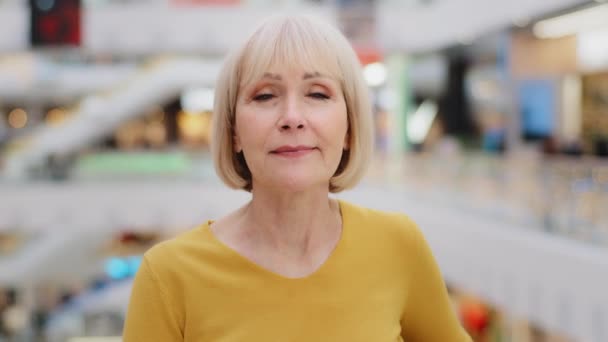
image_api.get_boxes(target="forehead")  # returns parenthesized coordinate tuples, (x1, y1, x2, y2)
(253, 70, 332, 83)
(240, 57, 341, 87)
(238, 37, 342, 88)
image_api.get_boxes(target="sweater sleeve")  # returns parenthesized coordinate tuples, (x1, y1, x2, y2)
(123, 256, 184, 341)
(400, 221, 471, 342)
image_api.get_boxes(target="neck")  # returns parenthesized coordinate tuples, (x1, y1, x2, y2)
(240, 185, 341, 258)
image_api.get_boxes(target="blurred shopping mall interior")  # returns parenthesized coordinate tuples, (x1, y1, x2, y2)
(1, 0, 608, 341)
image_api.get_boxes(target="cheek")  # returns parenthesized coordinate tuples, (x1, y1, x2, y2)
(235, 108, 256, 141)
(235, 109, 272, 153)
(326, 103, 349, 144)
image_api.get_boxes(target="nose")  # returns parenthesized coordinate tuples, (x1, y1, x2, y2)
(277, 95, 305, 131)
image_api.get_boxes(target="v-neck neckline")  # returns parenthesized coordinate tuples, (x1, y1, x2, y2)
(200, 199, 349, 282)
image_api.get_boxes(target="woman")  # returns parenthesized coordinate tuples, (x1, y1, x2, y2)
(123, 15, 471, 341)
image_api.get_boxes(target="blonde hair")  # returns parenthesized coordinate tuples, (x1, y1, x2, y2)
(211, 15, 373, 192)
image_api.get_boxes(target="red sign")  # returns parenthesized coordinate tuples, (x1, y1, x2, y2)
(31, 0, 81, 47)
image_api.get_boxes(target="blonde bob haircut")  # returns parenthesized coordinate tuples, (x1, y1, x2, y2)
(212, 15, 373, 193)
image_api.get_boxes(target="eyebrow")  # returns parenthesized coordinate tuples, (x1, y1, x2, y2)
(261, 72, 282, 80)
(260, 71, 326, 81)
(303, 72, 324, 80)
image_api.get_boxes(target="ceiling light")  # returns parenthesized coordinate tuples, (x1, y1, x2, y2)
(533, 4, 608, 39)
(577, 28, 608, 70)
(8, 109, 27, 129)
(363, 62, 387, 87)
(46, 108, 68, 126)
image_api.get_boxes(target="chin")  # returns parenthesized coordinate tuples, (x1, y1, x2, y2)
(270, 174, 328, 193)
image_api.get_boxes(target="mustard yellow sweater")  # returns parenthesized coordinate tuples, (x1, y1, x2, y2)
(123, 200, 471, 341)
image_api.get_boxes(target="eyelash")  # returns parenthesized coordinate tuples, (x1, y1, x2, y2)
(309, 92, 330, 100)
(253, 93, 275, 101)
(252, 92, 330, 102)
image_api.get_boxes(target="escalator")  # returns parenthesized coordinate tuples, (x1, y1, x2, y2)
(3, 58, 221, 180)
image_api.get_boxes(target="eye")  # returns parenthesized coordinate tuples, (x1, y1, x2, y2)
(253, 93, 275, 102)
(308, 92, 330, 100)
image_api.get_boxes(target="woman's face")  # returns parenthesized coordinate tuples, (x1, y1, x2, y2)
(234, 65, 349, 193)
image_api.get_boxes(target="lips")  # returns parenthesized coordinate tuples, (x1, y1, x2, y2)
(271, 145, 316, 153)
